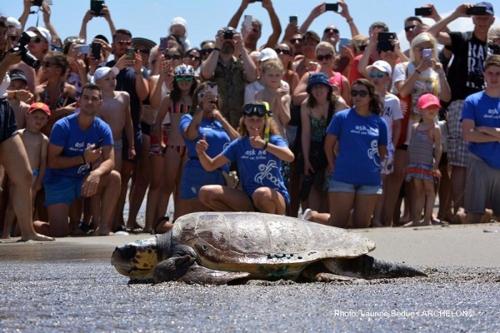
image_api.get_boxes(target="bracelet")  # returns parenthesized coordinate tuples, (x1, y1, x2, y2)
(346, 18, 353, 23)
(262, 141, 268, 150)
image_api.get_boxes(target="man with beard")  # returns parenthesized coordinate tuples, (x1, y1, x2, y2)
(227, 0, 281, 52)
(201, 27, 257, 128)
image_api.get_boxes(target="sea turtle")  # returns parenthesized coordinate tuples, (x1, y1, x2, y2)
(111, 212, 426, 284)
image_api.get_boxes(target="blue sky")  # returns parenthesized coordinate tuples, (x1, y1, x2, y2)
(1, 0, 491, 50)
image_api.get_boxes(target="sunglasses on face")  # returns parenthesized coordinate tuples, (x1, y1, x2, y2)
(139, 49, 150, 54)
(117, 40, 132, 46)
(324, 28, 339, 34)
(369, 71, 386, 79)
(291, 38, 303, 44)
(404, 25, 417, 32)
(175, 76, 194, 83)
(275, 48, 291, 55)
(186, 54, 200, 61)
(43, 62, 59, 68)
(200, 48, 214, 56)
(351, 89, 369, 97)
(316, 54, 333, 61)
(165, 54, 181, 60)
(243, 104, 270, 117)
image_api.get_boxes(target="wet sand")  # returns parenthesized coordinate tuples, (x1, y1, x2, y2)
(1, 223, 499, 332)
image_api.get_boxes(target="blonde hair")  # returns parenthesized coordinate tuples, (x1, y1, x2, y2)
(410, 32, 438, 62)
(260, 58, 284, 74)
(315, 41, 335, 55)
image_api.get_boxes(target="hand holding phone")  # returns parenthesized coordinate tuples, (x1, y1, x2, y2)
(127, 48, 135, 60)
(377, 32, 397, 52)
(415, 7, 432, 16)
(289, 16, 298, 25)
(91, 42, 102, 59)
(325, 3, 339, 12)
(90, 0, 104, 16)
(466, 6, 487, 16)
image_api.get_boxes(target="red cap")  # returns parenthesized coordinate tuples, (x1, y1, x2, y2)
(417, 93, 441, 110)
(28, 102, 51, 116)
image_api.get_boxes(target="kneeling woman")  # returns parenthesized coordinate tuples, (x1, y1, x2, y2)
(177, 82, 239, 217)
(196, 103, 294, 214)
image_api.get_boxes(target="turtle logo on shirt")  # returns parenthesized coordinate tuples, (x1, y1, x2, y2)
(254, 160, 280, 186)
(367, 140, 380, 167)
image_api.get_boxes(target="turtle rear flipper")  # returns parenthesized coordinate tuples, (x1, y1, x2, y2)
(322, 255, 427, 279)
(180, 265, 251, 285)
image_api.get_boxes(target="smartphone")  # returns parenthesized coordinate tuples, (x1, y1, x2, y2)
(127, 47, 135, 60)
(159, 37, 169, 51)
(415, 7, 432, 16)
(91, 42, 102, 59)
(90, 0, 104, 16)
(75, 44, 90, 55)
(31, 0, 43, 6)
(466, 6, 487, 15)
(422, 48, 433, 59)
(244, 15, 253, 31)
(325, 3, 339, 12)
(377, 32, 397, 52)
(289, 16, 298, 25)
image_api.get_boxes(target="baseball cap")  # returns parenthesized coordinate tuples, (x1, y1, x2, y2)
(93, 66, 119, 82)
(6, 17, 21, 30)
(28, 102, 51, 116)
(258, 48, 278, 62)
(174, 64, 195, 77)
(475, 2, 494, 15)
(417, 93, 441, 110)
(9, 69, 28, 84)
(367, 60, 392, 77)
(28, 26, 52, 43)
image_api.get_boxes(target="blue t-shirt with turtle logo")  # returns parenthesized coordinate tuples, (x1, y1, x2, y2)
(222, 135, 290, 203)
(326, 108, 388, 186)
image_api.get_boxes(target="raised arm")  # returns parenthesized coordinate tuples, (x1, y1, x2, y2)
(261, 0, 282, 49)
(427, 4, 469, 46)
(228, 0, 250, 28)
(338, 0, 360, 37)
(78, 10, 94, 42)
(18, 0, 31, 31)
(41, 2, 62, 48)
(235, 33, 257, 82)
(201, 31, 223, 80)
(299, 3, 325, 34)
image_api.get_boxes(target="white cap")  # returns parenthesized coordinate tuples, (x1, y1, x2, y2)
(367, 60, 392, 77)
(170, 17, 187, 33)
(258, 48, 278, 62)
(93, 66, 119, 82)
(28, 26, 52, 44)
(6, 17, 21, 30)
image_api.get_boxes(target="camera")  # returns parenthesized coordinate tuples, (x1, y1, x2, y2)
(90, 0, 105, 16)
(466, 6, 488, 16)
(9, 31, 40, 69)
(377, 32, 397, 52)
(489, 43, 500, 55)
(415, 7, 432, 16)
(223, 27, 235, 40)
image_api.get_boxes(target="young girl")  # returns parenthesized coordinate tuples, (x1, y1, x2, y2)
(405, 93, 442, 226)
(196, 102, 294, 215)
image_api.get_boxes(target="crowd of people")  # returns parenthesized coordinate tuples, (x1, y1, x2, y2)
(0, 0, 498, 240)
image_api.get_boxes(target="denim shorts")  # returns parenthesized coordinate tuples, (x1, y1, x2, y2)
(328, 180, 382, 195)
(44, 176, 84, 206)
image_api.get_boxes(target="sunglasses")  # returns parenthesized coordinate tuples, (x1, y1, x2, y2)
(316, 54, 333, 61)
(200, 48, 214, 56)
(243, 104, 270, 117)
(275, 48, 291, 55)
(324, 28, 339, 34)
(117, 40, 132, 46)
(369, 71, 386, 79)
(165, 54, 181, 60)
(404, 25, 417, 32)
(291, 38, 303, 44)
(186, 54, 201, 61)
(139, 49, 150, 54)
(351, 89, 369, 97)
(175, 76, 194, 82)
(43, 62, 59, 68)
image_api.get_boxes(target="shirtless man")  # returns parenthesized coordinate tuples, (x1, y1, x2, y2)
(94, 66, 135, 170)
(2, 103, 49, 238)
(6, 69, 32, 129)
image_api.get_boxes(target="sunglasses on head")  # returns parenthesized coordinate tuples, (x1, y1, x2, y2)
(275, 48, 291, 55)
(316, 54, 333, 61)
(243, 103, 270, 117)
(369, 71, 386, 79)
(175, 76, 194, 82)
(351, 89, 369, 97)
(324, 28, 339, 34)
(404, 25, 417, 32)
(165, 54, 181, 60)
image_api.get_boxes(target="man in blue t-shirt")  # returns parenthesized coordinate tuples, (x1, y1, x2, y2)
(461, 55, 500, 222)
(45, 84, 121, 237)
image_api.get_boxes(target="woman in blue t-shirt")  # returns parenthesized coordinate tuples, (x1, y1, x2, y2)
(177, 82, 239, 218)
(196, 102, 294, 215)
(323, 79, 388, 228)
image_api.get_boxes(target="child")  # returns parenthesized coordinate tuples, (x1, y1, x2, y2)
(254, 59, 291, 139)
(405, 94, 442, 226)
(2, 102, 49, 238)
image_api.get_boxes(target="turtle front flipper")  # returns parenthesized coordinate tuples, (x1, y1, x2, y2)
(180, 265, 251, 285)
(153, 255, 197, 283)
(323, 255, 427, 279)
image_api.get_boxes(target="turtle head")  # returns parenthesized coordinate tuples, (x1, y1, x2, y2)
(111, 237, 161, 281)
